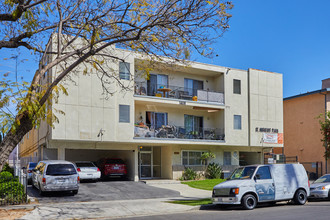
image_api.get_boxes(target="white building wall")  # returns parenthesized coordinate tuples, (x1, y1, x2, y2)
(51, 49, 136, 142)
(224, 69, 249, 146)
(249, 69, 283, 148)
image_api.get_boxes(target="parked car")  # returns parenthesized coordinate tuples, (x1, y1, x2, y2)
(26, 162, 37, 184)
(75, 161, 101, 181)
(97, 158, 127, 179)
(212, 164, 310, 210)
(309, 174, 330, 199)
(32, 160, 79, 196)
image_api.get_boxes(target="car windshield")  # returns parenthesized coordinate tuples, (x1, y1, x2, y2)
(106, 159, 124, 164)
(229, 166, 257, 180)
(76, 162, 95, 167)
(46, 164, 77, 175)
(314, 175, 330, 183)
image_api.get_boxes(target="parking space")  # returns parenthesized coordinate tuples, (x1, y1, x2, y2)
(27, 180, 180, 204)
(65, 149, 136, 180)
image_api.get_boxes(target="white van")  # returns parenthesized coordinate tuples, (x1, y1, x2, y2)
(212, 164, 310, 210)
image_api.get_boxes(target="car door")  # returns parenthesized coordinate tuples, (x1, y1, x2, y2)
(32, 162, 41, 187)
(254, 166, 275, 201)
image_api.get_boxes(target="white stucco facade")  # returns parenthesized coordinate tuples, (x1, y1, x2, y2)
(19, 47, 283, 181)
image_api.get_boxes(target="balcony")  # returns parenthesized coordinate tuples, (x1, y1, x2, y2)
(134, 82, 224, 104)
(134, 124, 225, 141)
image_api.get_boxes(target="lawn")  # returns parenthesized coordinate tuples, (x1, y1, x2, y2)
(181, 179, 226, 191)
(167, 198, 212, 206)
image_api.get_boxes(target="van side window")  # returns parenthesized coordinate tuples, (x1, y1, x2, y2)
(256, 166, 272, 179)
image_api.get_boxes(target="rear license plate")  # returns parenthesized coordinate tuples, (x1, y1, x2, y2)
(113, 166, 119, 170)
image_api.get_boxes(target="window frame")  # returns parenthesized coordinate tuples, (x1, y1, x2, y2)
(234, 115, 242, 130)
(233, 79, 241, 94)
(119, 105, 130, 123)
(119, 62, 130, 80)
(181, 150, 205, 166)
(223, 151, 231, 165)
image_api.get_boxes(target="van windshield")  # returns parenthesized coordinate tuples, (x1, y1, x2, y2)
(46, 164, 77, 175)
(229, 166, 257, 180)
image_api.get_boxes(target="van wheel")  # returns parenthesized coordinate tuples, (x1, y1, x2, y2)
(242, 194, 257, 210)
(293, 189, 307, 205)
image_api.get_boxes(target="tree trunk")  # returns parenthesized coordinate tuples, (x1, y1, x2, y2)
(0, 112, 33, 171)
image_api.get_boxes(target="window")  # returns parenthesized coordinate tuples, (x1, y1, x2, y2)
(119, 105, 130, 123)
(234, 115, 242, 130)
(184, 115, 203, 138)
(119, 62, 130, 80)
(147, 74, 168, 96)
(224, 152, 231, 165)
(233, 79, 241, 94)
(46, 164, 77, 175)
(184, 78, 203, 96)
(146, 112, 168, 129)
(255, 166, 272, 179)
(182, 151, 205, 165)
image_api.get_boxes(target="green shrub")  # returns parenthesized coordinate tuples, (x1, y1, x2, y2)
(1, 163, 14, 175)
(0, 171, 13, 183)
(205, 163, 222, 179)
(180, 167, 198, 180)
(0, 180, 26, 204)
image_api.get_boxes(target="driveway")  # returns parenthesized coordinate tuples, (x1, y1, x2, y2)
(27, 180, 180, 203)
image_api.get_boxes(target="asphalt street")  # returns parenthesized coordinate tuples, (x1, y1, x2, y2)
(27, 180, 180, 203)
(118, 200, 330, 220)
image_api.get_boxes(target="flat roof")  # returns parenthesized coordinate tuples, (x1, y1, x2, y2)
(284, 88, 330, 101)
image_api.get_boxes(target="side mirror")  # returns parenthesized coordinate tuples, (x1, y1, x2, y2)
(22, 167, 26, 170)
(254, 174, 260, 180)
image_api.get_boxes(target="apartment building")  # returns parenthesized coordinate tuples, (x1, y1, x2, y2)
(19, 48, 283, 181)
(277, 78, 330, 177)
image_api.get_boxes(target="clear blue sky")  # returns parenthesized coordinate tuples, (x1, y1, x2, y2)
(196, 0, 330, 98)
(1, 0, 329, 98)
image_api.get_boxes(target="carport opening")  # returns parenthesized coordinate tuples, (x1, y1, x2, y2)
(65, 149, 135, 181)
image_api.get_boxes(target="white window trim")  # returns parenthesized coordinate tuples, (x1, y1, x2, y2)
(181, 150, 206, 166)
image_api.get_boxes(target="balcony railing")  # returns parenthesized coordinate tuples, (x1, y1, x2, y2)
(134, 82, 224, 104)
(134, 124, 225, 141)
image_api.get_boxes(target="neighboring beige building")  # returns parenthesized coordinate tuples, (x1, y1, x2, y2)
(279, 78, 330, 178)
(19, 47, 283, 181)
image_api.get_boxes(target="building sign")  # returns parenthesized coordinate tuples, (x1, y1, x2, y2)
(255, 127, 278, 133)
(263, 133, 278, 144)
(268, 158, 275, 164)
(277, 133, 283, 144)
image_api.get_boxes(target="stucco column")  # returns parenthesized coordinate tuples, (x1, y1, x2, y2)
(134, 148, 139, 182)
(57, 148, 65, 160)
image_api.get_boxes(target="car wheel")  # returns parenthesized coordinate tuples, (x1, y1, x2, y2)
(242, 194, 257, 210)
(38, 184, 44, 196)
(328, 190, 330, 201)
(72, 190, 78, 195)
(293, 189, 307, 205)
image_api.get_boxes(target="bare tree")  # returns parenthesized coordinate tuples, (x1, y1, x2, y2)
(0, 0, 233, 169)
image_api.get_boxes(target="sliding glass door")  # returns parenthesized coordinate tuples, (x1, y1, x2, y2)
(184, 78, 203, 96)
(146, 112, 168, 130)
(147, 74, 168, 96)
(184, 115, 203, 138)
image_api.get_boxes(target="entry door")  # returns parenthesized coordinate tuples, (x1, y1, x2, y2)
(254, 166, 275, 201)
(140, 152, 152, 179)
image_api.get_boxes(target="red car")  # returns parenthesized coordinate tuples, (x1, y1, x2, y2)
(97, 158, 127, 179)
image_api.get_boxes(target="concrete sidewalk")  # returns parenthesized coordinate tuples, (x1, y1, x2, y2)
(18, 198, 194, 220)
(15, 180, 210, 219)
(144, 180, 212, 199)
